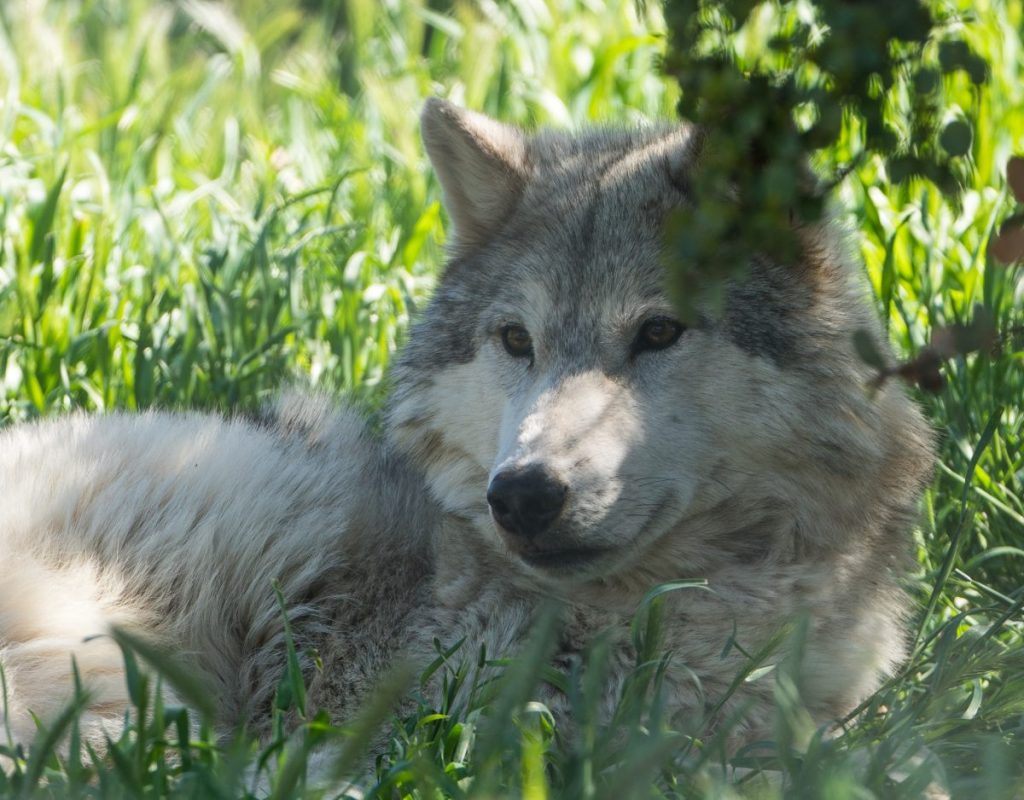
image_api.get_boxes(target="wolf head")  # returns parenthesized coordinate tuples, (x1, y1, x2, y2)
(388, 99, 933, 598)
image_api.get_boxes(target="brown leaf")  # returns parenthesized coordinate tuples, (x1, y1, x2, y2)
(989, 224, 1024, 265)
(916, 367, 946, 394)
(955, 305, 998, 355)
(894, 353, 945, 394)
(1008, 156, 1024, 203)
(894, 350, 943, 392)
(929, 307, 997, 360)
(929, 328, 958, 360)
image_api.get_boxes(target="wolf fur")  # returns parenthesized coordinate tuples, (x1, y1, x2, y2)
(0, 99, 934, 762)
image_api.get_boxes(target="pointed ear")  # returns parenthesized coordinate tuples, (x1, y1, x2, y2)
(664, 124, 704, 195)
(421, 98, 527, 251)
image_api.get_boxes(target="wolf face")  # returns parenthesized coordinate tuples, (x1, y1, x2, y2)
(389, 99, 932, 597)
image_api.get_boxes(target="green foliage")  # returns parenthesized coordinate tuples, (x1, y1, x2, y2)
(661, 0, 989, 317)
(1, 0, 1023, 797)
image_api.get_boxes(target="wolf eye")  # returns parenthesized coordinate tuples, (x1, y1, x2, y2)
(633, 317, 685, 354)
(500, 324, 534, 359)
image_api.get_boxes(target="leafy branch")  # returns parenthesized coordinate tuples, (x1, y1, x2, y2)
(661, 0, 986, 317)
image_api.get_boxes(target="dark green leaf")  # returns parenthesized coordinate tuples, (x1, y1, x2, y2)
(852, 329, 887, 370)
(940, 120, 972, 158)
(913, 68, 939, 94)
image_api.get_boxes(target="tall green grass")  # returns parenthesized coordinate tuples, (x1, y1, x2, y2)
(1, 0, 1022, 797)
(0, 0, 673, 419)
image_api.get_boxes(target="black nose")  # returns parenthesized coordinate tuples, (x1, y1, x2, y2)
(487, 466, 568, 540)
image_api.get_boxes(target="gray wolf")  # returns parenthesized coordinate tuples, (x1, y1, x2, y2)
(0, 99, 934, 766)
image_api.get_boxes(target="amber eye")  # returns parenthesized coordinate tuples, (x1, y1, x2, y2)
(501, 324, 534, 359)
(633, 317, 685, 354)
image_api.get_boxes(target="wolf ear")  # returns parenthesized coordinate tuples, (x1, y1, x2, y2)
(664, 125, 704, 194)
(421, 98, 527, 251)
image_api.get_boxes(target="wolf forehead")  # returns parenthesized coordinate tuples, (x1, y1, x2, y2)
(505, 126, 696, 243)
(451, 127, 692, 285)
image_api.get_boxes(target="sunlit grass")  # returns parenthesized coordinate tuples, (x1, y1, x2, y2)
(1, 0, 1022, 797)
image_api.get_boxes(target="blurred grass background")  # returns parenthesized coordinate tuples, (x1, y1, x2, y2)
(0, 0, 674, 417)
(0, 0, 1022, 796)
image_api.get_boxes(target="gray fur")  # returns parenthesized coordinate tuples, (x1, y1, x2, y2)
(0, 99, 934, 766)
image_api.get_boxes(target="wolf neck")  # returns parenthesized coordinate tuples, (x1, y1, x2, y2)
(426, 500, 807, 616)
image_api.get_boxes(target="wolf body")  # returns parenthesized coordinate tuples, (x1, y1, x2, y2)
(0, 100, 933, 760)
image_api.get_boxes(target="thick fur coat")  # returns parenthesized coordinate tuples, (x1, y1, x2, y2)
(0, 100, 934, 762)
